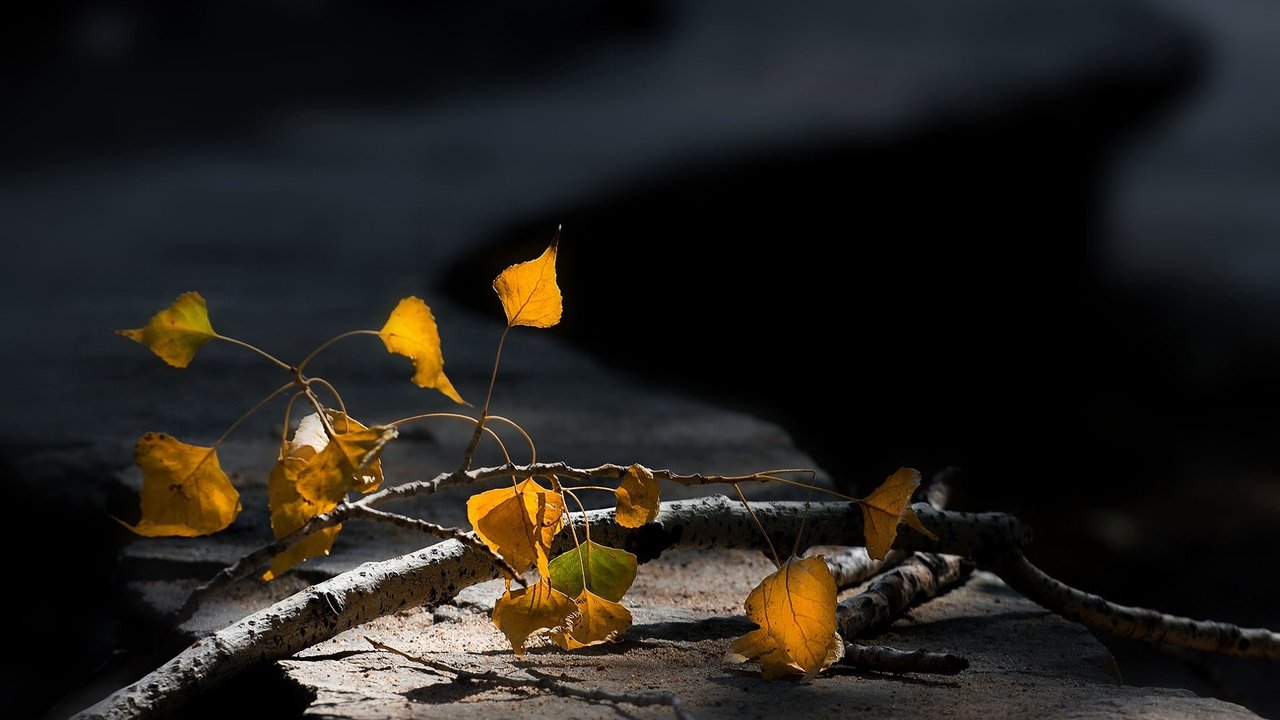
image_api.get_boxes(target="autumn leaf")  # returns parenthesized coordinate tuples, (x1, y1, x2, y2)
(492, 579, 576, 655)
(467, 477, 565, 577)
(614, 464, 660, 528)
(493, 237, 562, 328)
(727, 555, 842, 679)
(858, 467, 928, 560)
(551, 590, 632, 650)
(547, 540, 637, 602)
(378, 297, 465, 404)
(263, 455, 341, 581)
(293, 412, 398, 506)
(122, 433, 240, 537)
(116, 292, 217, 368)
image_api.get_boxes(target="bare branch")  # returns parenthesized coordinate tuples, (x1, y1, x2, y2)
(837, 553, 970, 640)
(839, 643, 969, 675)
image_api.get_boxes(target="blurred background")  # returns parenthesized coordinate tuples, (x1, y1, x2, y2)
(2, 0, 1278, 716)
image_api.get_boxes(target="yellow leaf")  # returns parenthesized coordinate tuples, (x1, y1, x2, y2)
(116, 292, 217, 368)
(858, 467, 921, 560)
(493, 237, 562, 328)
(614, 464, 660, 528)
(551, 589, 632, 650)
(262, 455, 341, 581)
(727, 555, 841, 679)
(122, 433, 240, 537)
(292, 412, 398, 505)
(467, 478, 565, 577)
(492, 579, 576, 655)
(378, 297, 465, 404)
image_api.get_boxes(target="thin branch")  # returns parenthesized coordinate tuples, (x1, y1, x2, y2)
(347, 505, 523, 585)
(366, 639, 693, 720)
(994, 552, 1280, 661)
(838, 642, 968, 675)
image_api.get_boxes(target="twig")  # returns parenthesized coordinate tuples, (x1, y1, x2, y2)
(346, 505, 523, 584)
(838, 642, 968, 675)
(366, 638, 693, 720)
(994, 552, 1280, 661)
(837, 553, 970, 640)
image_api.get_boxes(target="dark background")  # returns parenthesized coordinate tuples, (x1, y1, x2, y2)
(3, 0, 1278, 717)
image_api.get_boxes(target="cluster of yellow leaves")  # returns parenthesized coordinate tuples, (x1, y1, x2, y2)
(264, 411, 397, 580)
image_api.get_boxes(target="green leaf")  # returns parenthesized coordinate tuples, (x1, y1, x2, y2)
(547, 540, 637, 602)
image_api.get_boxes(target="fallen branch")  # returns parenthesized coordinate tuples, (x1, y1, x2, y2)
(994, 552, 1280, 661)
(366, 638, 693, 720)
(79, 496, 1022, 720)
(837, 553, 970, 640)
(838, 643, 969, 675)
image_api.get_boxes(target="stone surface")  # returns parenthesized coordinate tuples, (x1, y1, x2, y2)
(280, 553, 1256, 719)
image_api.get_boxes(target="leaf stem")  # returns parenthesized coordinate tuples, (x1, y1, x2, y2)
(295, 329, 381, 374)
(213, 334, 295, 373)
(734, 483, 780, 567)
(459, 325, 510, 471)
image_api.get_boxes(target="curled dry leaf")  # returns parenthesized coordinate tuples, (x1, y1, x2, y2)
(467, 478, 565, 577)
(492, 579, 576, 655)
(551, 590, 632, 650)
(858, 467, 936, 560)
(614, 464, 661, 528)
(547, 540, 637, 602)
(122, 433, 240, 537)
(116, 291, 217, 368)
(263, 456, 341, 581)
(727, 555, 842, 680)
(493, 237, 562, 328)
(378, 296, 465, 404)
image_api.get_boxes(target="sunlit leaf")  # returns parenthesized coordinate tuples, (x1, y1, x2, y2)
(116, 292, 217, 368)
(122, 433, 240, 537)
(492, 579, 576, 655)
(551, 589, 632, 650)
(727, 555, 841, 679)
(547, 540, 637, 602)
(493, 238, 562, 328)
(614, 464, 660, 528)
(378, 296, 465, 404)
(858, 467, 921, 560)
(293, 412, 398, 505)
(467, 478, 565, 577)
(262, 455, 341, 581)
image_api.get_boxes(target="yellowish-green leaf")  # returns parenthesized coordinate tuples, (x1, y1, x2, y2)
(262, 455, 341, 581)
(493, 238, 562, 328)
(547, 540, 637, 602)
(116, 292, 217, 368)
(727, 555, 841, 679)
(378, 296, 465, 404)
(857, 467, 921, 560)
(467, 478, 565, 577)
(551, 589, 632, 650)
(492, 579, 576, 655)
(293, 412, 398, 505)
(122, 433, 240, 537)
(614, 464, 660, 528)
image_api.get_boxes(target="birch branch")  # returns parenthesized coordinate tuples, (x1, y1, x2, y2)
(839, 643, 969, 675)
(837, 553, 970, 640)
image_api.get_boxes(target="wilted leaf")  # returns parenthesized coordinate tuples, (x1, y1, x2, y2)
(858, 467, 921, 560)
(293, 412, 398, 505)
(263, 455, 341, 581)
(614, 464, 660, 528)
(493, 238, 562, 328)
(551, 589, 632, 650)
(492, 579, 576, 655)
(727, 555, 841, 679)
(116, 292, 217, 368)
(122, 433, 240, 537)
(378, 297, 465, 404)
(547, 540, 637, 602)
(467, 478, 565, 577)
